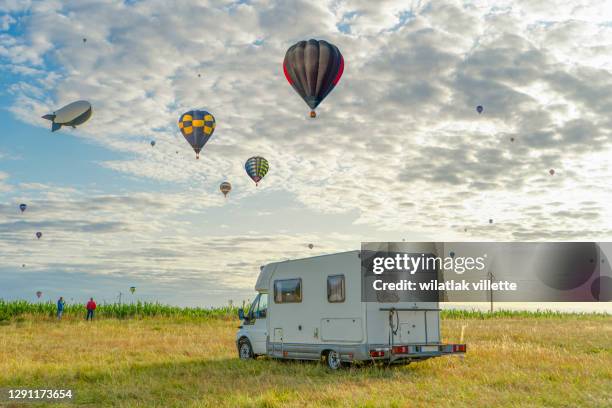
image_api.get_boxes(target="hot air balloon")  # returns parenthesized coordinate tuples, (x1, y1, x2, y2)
(129, 286, 136, 294)
(476, 105, 484, 114)
(42, 100, 92, 132)
(220, 182, 232, 197)
(83, 38, 87, 43)
(245, 156, 269, 186)
(510, 137, 515, 142)
(489, 219, 493, 224)
(19, 203, 27, 213)
(36, 291, 42, 299)
(283, 39, 344, 118)
(308, 244, 314, 249)
(549, 169, 555, 175)
(22, 264, 26, 268)
(36, 232, 42, 239)
(150, 140, 156, 147)
(178, 110, 215, 159)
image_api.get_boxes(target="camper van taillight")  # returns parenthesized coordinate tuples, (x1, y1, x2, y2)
(453, 344, 466, 353)
(392, 346, 409, 354)
(369, 350, 385, 358)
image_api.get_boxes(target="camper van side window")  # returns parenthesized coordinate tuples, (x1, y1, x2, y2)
(327, 275, 345, 303)
(274, 279, 302, 303)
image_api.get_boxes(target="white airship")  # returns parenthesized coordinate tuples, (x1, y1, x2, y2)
(42, 100, 92, 132)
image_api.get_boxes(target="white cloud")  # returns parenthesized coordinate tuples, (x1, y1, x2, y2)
(0, 171, 12, 193)
(0, 14, 15, 30)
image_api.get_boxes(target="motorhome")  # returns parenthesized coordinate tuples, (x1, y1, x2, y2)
(236, 247, 466, 369)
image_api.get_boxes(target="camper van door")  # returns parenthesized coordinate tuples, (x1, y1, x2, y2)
(246, 293, 268, 355)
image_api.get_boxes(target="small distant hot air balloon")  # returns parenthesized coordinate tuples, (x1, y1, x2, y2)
(42, 100, 92, 132)
(178, 110, 216, 159)
(22, 264, 26, 268)
(36, 232, 42, 239)
(489, 219, 493, 224)
(510, 137, 515, 142)
(220, 182, 232, 197)
(36, 291, 42, 299)
(150, 140, 156, 147)
(130, 286, 136, 294)
(549, 169, 555, 175)
(197, 74, 201, 78)
(476, 105, 484, 114)
(283, 39, 344, 118)
(449, 251, 455, 258)
(245, 156, 269, 186)
(464, 228, 468, 232)
(19, 203, 27, 213)
(308, 244, 314, 249)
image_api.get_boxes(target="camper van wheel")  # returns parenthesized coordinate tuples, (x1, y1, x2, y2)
(238, 338, 254, 360)
(325, 350, 342, 370)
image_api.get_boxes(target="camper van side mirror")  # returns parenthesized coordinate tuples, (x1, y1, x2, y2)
(238, 308, 245, 320)
(255, 310, 266, 319)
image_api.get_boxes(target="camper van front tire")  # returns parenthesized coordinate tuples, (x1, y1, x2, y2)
(238, 338, 254, 360)
(324, 350, 343, 370)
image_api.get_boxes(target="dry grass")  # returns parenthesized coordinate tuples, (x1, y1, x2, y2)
(0, 315, 610, 407)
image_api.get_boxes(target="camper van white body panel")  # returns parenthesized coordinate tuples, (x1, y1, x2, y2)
(266, 251, 364, 346)
(364, 303, 440, 345)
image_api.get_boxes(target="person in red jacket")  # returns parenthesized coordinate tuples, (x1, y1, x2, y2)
(86, 298, 96, 321)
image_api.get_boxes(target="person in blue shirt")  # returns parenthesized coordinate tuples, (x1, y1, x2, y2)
(57, 297, 65, 320)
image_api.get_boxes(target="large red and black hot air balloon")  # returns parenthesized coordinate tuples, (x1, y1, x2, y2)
(283, 39, 344, 118)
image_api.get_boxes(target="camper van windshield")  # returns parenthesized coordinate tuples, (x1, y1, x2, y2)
(248, 295, 259, 317)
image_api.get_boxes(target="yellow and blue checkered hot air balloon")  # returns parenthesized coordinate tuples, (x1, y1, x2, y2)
(178, 110, 216, 159)
(245, 156, 269, 186)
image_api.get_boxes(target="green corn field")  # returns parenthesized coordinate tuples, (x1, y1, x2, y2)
(0, 299, 238, 321)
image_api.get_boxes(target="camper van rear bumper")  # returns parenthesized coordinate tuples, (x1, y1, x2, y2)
(367, 344, 466, 361)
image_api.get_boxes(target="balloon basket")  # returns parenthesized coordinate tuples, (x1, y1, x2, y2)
(310, 110, 316, 118)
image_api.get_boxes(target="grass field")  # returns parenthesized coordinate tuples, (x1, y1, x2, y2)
(0, 310, 610, 407)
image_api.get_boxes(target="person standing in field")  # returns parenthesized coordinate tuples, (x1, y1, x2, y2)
(56, 297, 65, 320)
(86, 298, 96, 321)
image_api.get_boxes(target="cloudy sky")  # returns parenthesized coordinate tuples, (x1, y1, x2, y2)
(1, 0, 612, 306)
